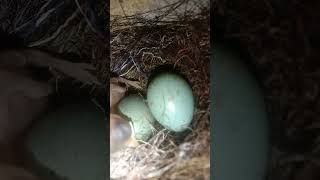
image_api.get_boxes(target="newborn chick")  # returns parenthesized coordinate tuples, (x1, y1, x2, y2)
(110, 78, 140, 153)
(0, 48, 100, 143)
(0, 48, 99, 179)
(0, 68, 50, 180)
(0, 70, 51, 143)
(110, 114, 136, 153)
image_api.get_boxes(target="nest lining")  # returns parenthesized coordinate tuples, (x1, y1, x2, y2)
(0, 0, 210, 179)
(110, 0, 210, 179)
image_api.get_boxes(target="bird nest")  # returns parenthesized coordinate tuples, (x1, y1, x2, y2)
(0, 0, 108, 102)
(110, 0, 210, 179)
(0, 0, 210, 179)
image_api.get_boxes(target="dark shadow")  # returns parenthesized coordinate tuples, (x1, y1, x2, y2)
(213, 40, 266, 92)
(0, 30, 26, 49)
(22, 148, 68, 180)
(147, 64, 192, 88)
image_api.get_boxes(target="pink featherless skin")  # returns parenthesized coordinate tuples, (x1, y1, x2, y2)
(0, 70, 48, 180)
(0, 48, 100, 179)
(110, 80, 139, 154)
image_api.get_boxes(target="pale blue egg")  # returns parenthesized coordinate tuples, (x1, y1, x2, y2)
(26, 101, 106, 180)
(118, 94, 156, 141)
(211, 45, 269, 180)
(147, 73, 195, 132)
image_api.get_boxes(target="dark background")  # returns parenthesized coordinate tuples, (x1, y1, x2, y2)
(212, 0, 320, 179)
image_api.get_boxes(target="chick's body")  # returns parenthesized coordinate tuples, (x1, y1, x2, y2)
(110, 79, 139, 153)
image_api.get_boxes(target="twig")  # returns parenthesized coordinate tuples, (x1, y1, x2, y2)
(35, 8, 56, 27)
(28, 9, 80, 47)
(74, 0, 99, 36)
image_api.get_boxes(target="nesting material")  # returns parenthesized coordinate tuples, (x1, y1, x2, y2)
(110, 111, 210, 179)
(0, 0, 209, 179)
(110, 0, 210, 178)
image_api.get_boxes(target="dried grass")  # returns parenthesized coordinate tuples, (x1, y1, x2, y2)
(0, 0, 108, 102)
(110, 0, 210, 179)
(0, 0, 210, 179)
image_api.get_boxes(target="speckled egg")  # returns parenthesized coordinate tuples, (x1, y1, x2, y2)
(147, 72, 195, 132)
(118, 94, 156, 141)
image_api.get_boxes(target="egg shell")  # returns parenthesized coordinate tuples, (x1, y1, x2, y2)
(147, 72, 195, 132)
(118, 94, 156, 141)
(211, 45, 269, 180)
(26, 101, 106, 180)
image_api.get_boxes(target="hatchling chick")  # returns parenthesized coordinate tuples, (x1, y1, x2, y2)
(110, 77, 141, 153)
